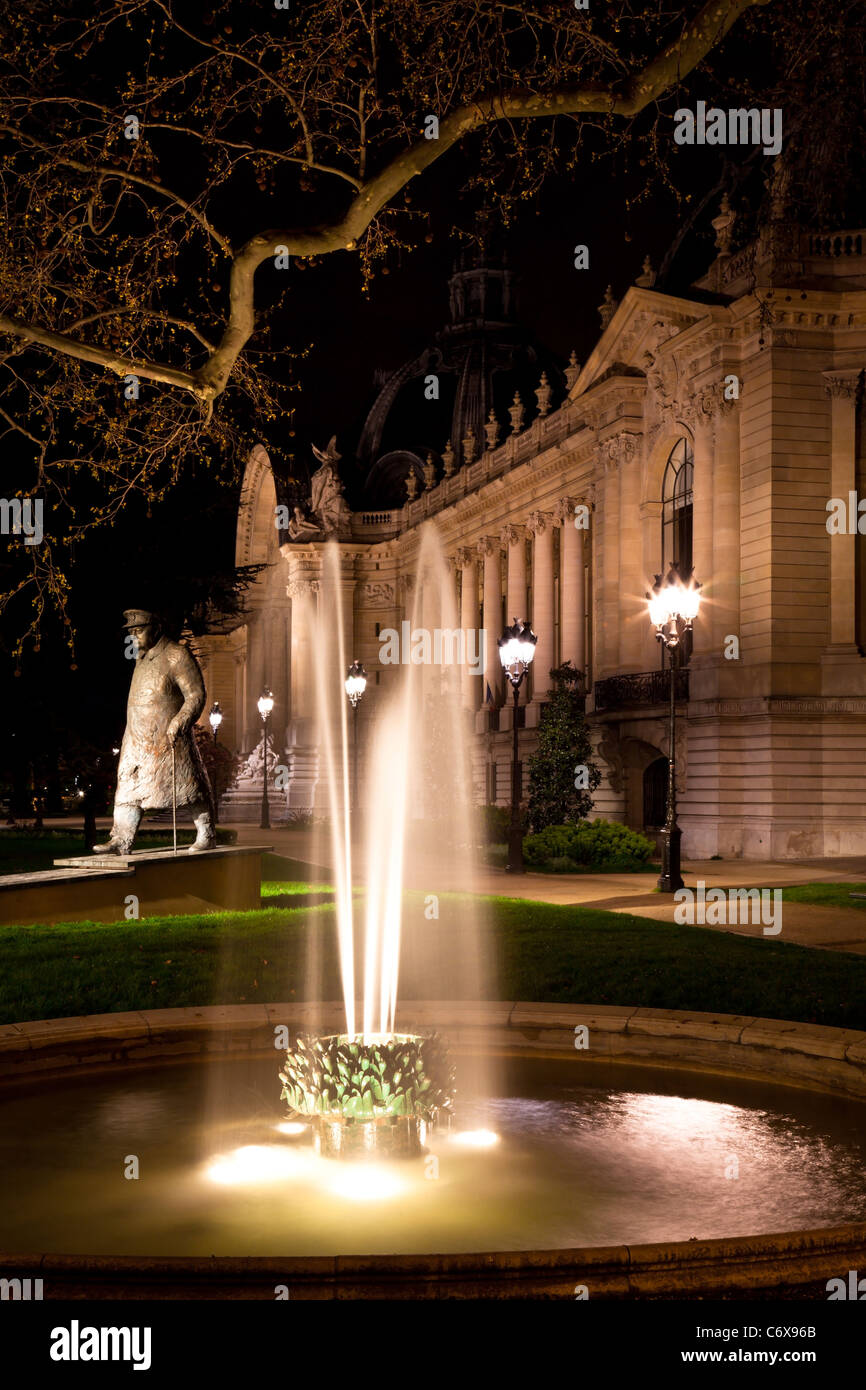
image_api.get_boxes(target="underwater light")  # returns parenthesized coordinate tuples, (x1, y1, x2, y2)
(326, 1164, 406, 1202)
(205, 1145, 307, 1185)
(450, 1129, 500, 1148)
(275, 1121, 309, 1137)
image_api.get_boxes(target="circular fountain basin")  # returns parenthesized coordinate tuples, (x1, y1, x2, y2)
(1, 1001, 866, 1298)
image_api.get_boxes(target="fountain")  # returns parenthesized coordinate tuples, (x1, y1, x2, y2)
(279, 1032, 455, 1158)
(280, 526, 488, 1158)
(4, 524, 866, 1297)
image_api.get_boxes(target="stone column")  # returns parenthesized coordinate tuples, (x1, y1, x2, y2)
(478, 536, 503, 713)
(690, 404, 716, 661)
(288, 579, 316, 724)
(233, 653, 245, 752)
(501, 522, 528, 624)
(284, 577, 319, 809)
(247, 609, 266, 750)
(555, 498, 586, 677)
(598, 443, 621, 678)
(711, 399, 741, 658)
(616, 437, 644, 670)
(528, 511, 555, 705)
(271, 608, 290, 752)
(822, 371, 861, 656)
(439, 554, 461, 702)
(457, 546, 480, 710)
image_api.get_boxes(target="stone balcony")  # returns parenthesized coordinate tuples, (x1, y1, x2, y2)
(348, 404, 596, 544)
(696, 224, 866, 297)
(592, 668, 689, 714)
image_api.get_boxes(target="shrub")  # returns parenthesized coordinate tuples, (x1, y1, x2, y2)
(523, 818, 655, 871)
(522, 824, 575, 863)
(526, 663, 601, 831)
(476, 804, 513, 845)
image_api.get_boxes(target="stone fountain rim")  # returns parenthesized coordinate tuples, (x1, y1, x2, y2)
(2, 999, 866, 1094)
(2, 1001, 866, 1298)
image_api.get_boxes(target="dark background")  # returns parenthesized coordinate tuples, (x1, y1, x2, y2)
(4, 0, 862, 813)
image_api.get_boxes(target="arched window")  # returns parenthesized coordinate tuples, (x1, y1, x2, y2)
(660, 438, 694, 573)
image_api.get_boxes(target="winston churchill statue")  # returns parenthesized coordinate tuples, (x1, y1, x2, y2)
(94, 609, 217, 855)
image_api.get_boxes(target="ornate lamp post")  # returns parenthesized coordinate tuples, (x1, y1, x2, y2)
(647, 564, 701, 893)
(208, 701, 223, 744)
(257, 687, 274, 831)
(207, 702, 224, 824)
(498, 619, 537, 874)
(344, 660, 367, 812)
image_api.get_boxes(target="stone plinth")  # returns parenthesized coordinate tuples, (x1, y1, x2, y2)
(0, 845, 272, 926)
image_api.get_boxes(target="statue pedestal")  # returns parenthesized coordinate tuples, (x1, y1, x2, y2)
(0, 845, 272, 926)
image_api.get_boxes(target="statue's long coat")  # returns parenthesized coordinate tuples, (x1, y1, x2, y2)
(115, 635, 213, 810)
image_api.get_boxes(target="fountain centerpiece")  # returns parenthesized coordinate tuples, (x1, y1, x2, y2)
(277, 524, 486, 1159)
(280, 1032, 455, 1158)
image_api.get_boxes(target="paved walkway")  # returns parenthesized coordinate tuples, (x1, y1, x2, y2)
(20, 818, 866, 955)
(218, 822, 866, 955)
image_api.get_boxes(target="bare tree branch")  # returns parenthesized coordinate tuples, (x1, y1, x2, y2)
(2, 0, 761, 402)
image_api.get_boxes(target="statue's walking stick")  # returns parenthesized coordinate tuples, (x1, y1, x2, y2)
(171, 740, 177, 855)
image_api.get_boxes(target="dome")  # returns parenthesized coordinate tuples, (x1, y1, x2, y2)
(356, 247, 565, 509)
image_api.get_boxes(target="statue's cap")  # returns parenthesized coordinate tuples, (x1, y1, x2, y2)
(122, 608, 156, 629)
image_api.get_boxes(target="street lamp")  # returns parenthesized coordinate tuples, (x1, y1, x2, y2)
(647, 562, 701, 893)
(498, 619, 537, 874)
(344, 660, 367, 812)
(207, 702, 224, 824)
(208, 701, 223, 743)
(257, 687, 274, 830)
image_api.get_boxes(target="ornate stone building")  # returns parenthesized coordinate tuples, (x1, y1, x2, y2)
(199, 206, 866, 859)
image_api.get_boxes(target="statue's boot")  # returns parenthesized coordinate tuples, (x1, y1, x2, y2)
(188, 802, 217, 854)
(93, 803, 141, 855)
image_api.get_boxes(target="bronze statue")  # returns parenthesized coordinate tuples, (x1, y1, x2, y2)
(94, 609, 216, 855)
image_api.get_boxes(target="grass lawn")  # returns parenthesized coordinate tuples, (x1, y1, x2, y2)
(261, 852, 334, 890)
(781, 882, 866, 909)
(0, 890, 865, 1030)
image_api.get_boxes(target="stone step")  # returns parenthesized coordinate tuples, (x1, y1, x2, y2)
(219, 787, 288, 824)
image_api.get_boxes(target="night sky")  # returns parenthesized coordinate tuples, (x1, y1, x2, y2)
(4, 139, 720, 806)
(2, 0, 859, 809)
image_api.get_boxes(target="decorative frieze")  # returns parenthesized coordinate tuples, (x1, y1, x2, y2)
(360, 581, 396, 605)
(286, 578, 320, 599)
(697, 697, 866, 717)
(500, 522, 526, 547)
(527, 510, 553, 536)
(604, 432, 640, 469)
(553, 497, 578, 525)
(823, 372, 860, 401)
